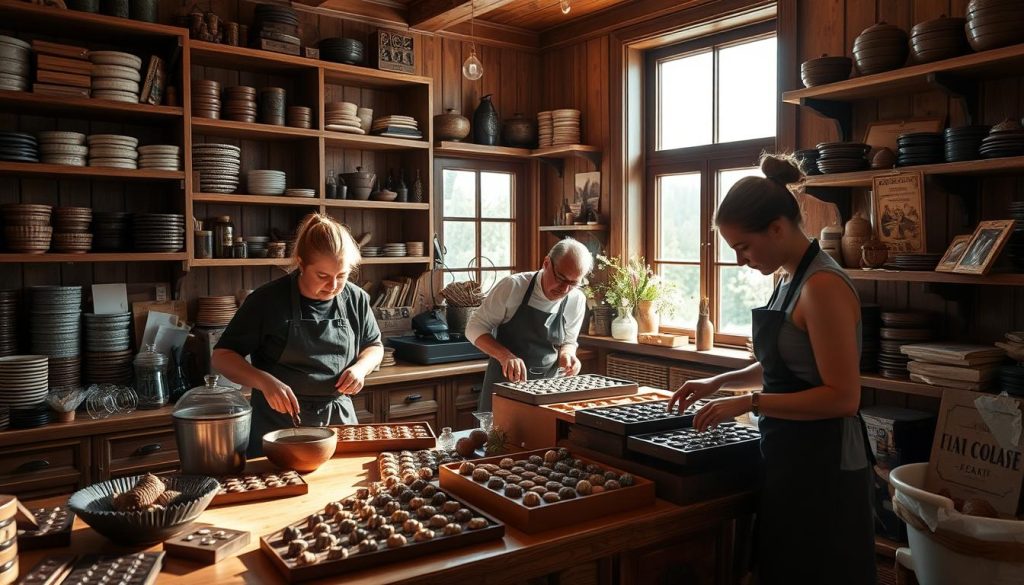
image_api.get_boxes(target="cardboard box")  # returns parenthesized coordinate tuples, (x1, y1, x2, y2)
(373, 306, 413, 339)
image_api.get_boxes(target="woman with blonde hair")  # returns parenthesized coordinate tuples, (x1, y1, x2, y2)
(213, 212, 384, 455)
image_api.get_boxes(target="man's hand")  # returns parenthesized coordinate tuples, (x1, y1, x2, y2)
(558, 350, 581, 376)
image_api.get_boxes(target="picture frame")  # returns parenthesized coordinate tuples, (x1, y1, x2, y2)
(864, 117, 945, 155)
(873, 172, 926, 254)
(935, 234, 973, 273)
(953, 220, 1017, 275)
(574, 171, 600, 216)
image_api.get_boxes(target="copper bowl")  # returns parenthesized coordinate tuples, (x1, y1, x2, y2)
(263, 427, 337, 473)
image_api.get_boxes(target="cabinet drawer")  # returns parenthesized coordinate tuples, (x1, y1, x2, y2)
(453, 377, 484, 431)
(97, 427, 179, 478)
(350, 391, 375, 423)
(0, 439, 90, 498)
(382, 384, 440, 422)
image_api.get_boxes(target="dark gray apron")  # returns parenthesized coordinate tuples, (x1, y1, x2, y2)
(247, 272, 359, 456)
(479, 272, 569, 410)
(752, 240, 876, 585)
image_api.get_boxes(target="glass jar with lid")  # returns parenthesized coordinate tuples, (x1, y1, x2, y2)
(213, 215, 234, 258)
(133, 344, 168, 409)
(172, 374, 252, 475)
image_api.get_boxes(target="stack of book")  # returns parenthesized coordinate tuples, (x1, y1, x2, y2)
(370, 115, 422, 140)
(900, 343, 1006, 391)
(32, 40, 91, 98)
(250, 4, 301, 56)
(371, 276, 419, 309)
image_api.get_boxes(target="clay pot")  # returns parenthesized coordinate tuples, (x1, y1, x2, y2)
(341, 166, 376, 200)
(473, 94, 500, 146)
(966, 0, 1024, 51)
(635, 300, 659, 335)
(800, 55, 852, 88)
(853, 22, 909, 75)
(502, 113, 537, 148)
(861, 240, 890, 268)
(434, 108, 471, 142)
(842, 215, 873, 268)
(263, 427, 337, 473)
(872, 147, 897, 169)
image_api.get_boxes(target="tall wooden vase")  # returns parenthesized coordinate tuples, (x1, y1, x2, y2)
(695, 297, 714, 351)
(636, 300, 659, 334)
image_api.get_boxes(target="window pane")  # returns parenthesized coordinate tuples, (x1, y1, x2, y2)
(481, 270, 511, 294)
(442, 220, 476, 269)
(442, 169, 476, 217)
(657, 173, 701, 262)
(658, 264, 700, 327)
(481, 172, 512, 218)
(443, 270, 474, 288)
(718, 265, 774, 336)
(718, 37, 777, 143)
(481, 222, 512, 268)
(716, 167, 764, 263)
(658, 51, 713, 149)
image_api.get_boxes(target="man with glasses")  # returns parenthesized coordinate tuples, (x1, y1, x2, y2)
(467, 238, 593, 410)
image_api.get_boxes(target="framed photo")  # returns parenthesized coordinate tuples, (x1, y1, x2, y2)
(953, 220, 1017, 275)
(574, 171, 600, 215)
(935, 235, 973, 273)
(865, 117, 944, 155)
(873, 172, 926, 254)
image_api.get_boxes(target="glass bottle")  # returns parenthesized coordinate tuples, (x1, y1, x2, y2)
(395, 169, 408, 202)
(326, 171, 338, 199)
(411, 170, 424, 203)
(437, 426, 456, 451)
(213, 216, 233, 258)
(560, 197, 573, 226)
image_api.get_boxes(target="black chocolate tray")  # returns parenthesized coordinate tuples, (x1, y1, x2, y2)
(626, 422, 761, 466)
(17, 504, 74, 550)
(574, 399, 709, 436)
(494, 374, 639, 405)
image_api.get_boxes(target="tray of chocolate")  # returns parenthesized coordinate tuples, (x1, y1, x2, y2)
(60, 552, 164, 585)
(494, 374, 639, 405)
(439, 448, 655, 533)
(574, 399, 709, 436)
(541, 391, 672, 421)
(260, 481, 504, 581)
(18, 555, 76, 585)
(17, 504, 74, 550)
(626, 422, 761, 466)
(377, 449, 465, 484)
(164, 526, 251, 564)
(211, 470, 308, 506)
(333, 422, 437, 453)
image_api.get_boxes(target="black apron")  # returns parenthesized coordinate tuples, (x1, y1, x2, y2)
(247, 273, 359, 457)
(479, 272, 569, 410)
(752, 241, 876, 585)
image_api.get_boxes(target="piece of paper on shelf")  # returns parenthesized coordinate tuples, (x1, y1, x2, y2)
(92, 283, 129, 314)
(142, 311, 179, 347)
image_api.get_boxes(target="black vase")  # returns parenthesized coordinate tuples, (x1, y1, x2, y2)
(473, 94, 500, 146)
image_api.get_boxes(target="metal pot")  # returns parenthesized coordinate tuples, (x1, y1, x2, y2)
(172, 375, 252, 475)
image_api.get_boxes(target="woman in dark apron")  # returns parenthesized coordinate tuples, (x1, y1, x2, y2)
(668, 155, 876, 585)
(212, 213, 384, 456)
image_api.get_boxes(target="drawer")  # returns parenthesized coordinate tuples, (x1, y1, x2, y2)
(382, 384, 440, 423)
(349, 391, 376, 423)
(0, 439, 90, 498)
(96, 427, 180, 479)
(452, 377, 484, 431)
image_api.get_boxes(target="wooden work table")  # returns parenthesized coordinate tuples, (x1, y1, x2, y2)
(15, 454, 755, 584)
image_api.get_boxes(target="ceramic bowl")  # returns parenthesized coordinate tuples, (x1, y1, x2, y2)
(263, 427, 337, 473)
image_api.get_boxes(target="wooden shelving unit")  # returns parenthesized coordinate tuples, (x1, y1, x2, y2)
(0, 162, 184, 181)
(0, 90, 183, 122)
(860, 374, 943, 399)
(539, 225, 609, 232)
(846, 269, 1024, 286)
(323, 199, 430, 211)
(192, 193, 321, 207)
(192, 256, 430, 268)
(434, 141, 532, 159)
(803, 156, 1024, 188)
(191, 118, 320, 141)
(0, 252, 187, 263)
(0, 1, 184, 42)
(324, 131, 429, 151)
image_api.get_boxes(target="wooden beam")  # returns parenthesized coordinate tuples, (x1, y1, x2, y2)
(286, 0, 409, 27)
(409, 0, 521, 33)
(441, 19, 540, 51)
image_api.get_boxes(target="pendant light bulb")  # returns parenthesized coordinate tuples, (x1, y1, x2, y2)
(463, 48, 483, 80)
(560, 0, 571, 15)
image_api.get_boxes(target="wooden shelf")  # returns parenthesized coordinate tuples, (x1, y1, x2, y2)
(539, 225, 608, 232)
(846, 268, 1024, 286)
(322, 61, 433, 89)
(0, 90, 182, 122)
(0, 1, 184, 42)
(191, 118, 320, 141)
(323, 199, 430, 211)
(531, 144, 602, 159)
(324, 131, 429, 151)
(191, 258, 293, 267)
(192, 193, 320, 207)
(189, 40, 320, 74)
(0, 162, 183, 181)
(0, 252, 186, 263)
(435, 142, 532, 159)
(860, 374, 944, 399)
(803, 156, 1024, 188)
(362, 256, 431, 264)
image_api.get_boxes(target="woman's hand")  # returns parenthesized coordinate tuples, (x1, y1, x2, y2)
(500, 353, 527, 382)
(692, 395, 752, 432)
(259, 372, 300, 415)
(336, 364, 369, 395)
(667, 377, 722, 413)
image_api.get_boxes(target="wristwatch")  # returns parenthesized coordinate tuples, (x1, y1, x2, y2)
(750, 392, 761, 417)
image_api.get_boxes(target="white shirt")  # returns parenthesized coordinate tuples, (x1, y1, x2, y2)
(465, 270, 586, 350)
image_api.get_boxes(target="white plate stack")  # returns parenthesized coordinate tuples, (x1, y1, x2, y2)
(551, 109, 581, 146)
(325, 102, 362, 134)
(0, 355, 49, 411)
(361, 246, 381, 257)
(197, 296, 237, 327)
(247, 170, 286, 195)
(137, 145, 180, 171)
(383, 242, 407, 257)
(89, 51, 142, 103)
(133, 213, 184, 252)
(51, 206, 92, 254)
(405, 241, 425, 257)
(193, 143, 241, 193)
(0, 34, 30, 92)
(537, 111, 553, 148)
(285, 188, 315, 198)
(0, 290, 18, 357)
(87, 134, 139, 169)
(37, 131, 87, 166)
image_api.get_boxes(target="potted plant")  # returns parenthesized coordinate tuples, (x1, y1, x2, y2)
(585, 255, 678, 335)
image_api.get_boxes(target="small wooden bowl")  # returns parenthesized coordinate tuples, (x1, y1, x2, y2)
(263, 427, 337, 473)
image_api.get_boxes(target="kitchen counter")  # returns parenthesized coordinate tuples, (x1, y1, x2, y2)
(16, 454, 755, 584)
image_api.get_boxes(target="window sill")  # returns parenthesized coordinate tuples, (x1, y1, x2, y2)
(578, 334, 755, 370)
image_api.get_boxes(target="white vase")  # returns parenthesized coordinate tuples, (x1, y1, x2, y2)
(611, 305, 638, 342)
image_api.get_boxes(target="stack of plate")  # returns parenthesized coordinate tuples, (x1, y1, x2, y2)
(319, 37, 364, 65)
(137, 145, 180, 171)
(325, 102, 362, 133)
(223, 86, 257, 123)
(997, 365, 1024, 397)
(910, 16, 969, 64)
(1007, 202, 1024, 271)
(371, 115, 422, 139)
(380, 347, 396, 368)
(0, 34, 30, 91)
(287, 106, 312, 129)
(896, 132, 943, 166)
(383, 243, 407, 257)
(362, 246, 381, 257)
(2, 203, 52, 254)
(245, 236, 269, 258)
(944, 125, 990, 162)
(980, 120, 1024, 159)
(0, 355, 49, 411)
(197, 296, 237, 327)
(52, 206, 92, 254)
(860, 303, 881, 372)
(193, 143, 241, 194)
(84, 312, 131, 352)
(0, 131, 38, 162)
(815, 142, 870, 173)
(259, 87, 286, 126)
(87, 134, 139, 169)
(886, 253, 942, 271)
(38, 131, 87, 166)
(799, 55, 851, 87)
(285, 188, 315, 198)
(793, 148, 822, 175)
(537, 111, 553, 147)
(89, 51, 142, 103)
(551, 109, 581, 146)
(0, 406, 8, 430)
(10, 404, 51, 429)
(853, 22, 909, 75)
(84, 348, 133, 385)
(133, 213, 184, 252)
(405, 241, 425, 256)
(253, 4, 301, 52)
(879, 311, 932, 379)
(192, 79, 222, 119)
(966, 0, 1024, 52)
(247, 170, 286, 195)
(30, 285, 83, 379)
(0, 290, 17, 357)
(48, 355, 81, 388)
(92, 211, 130, 251)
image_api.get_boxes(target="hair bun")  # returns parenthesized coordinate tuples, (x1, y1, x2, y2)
(760, 153, 803, 185)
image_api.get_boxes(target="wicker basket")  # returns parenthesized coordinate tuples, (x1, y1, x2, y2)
(445, 305, 478, 336)
(668, 365, 722, 392)
(606, 353, 670, 390)
(590, 305, 615, 337)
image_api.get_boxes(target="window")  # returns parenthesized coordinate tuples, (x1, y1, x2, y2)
(435, 160, 522, 293)
(646, 22, 778, 343)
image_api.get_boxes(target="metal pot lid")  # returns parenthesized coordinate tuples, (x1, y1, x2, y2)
(173, 374, 252, 418)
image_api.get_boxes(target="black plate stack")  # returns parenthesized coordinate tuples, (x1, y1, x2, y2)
(793, 148, 822, 175)
(944, 125, 990, 162)
(815, 142, 870, 174)
(997, 365, 1024, 396)
(799, 55, 852, 88)
(896, 132, 943, 166)
(133, 213, 184, 252)
(980, 121, 1024, 159)
(0, 131, 38, 163)
(251, 4, 301, 52)
(92, 211, 131, 251)
(860, 303, 881, 372)
(319, 37, 365, 65)
(1007, 202, 1024, 272)
(886, 253, 943, 271)
(10, 403, 52, 429)
(879, 312, 933, 379)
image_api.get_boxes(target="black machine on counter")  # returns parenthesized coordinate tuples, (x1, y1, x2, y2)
(386, 309, 487, 365)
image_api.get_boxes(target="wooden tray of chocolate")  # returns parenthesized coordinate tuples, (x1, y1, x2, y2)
(332, 422, 437, 453)
(574, 399, 708, 436)
(17, 504, 74, 550)
(626, 422, 761, 466)
(438, 448, 655, 533)
(377, 449, 465, 483)
(211, 470, 308, 506)
(494, 374, 639, 405)
(540, 390, 672, 422)
(60, 552, 164, 585)
(260, 482, 504, 582)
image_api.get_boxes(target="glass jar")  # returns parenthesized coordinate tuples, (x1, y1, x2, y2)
(134, 344, 168, 409)
(194, 230, 213, 259)
(326, 172, 338, 199)
(437, 427, 456, 451)
(172, 374, 252, 475)
(213, 216, 233, 258)
(233, 237, 248, 259)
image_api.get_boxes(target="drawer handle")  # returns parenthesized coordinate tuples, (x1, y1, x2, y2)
(471, 385, 482, 394)
(16, 459, 50, 473)
(134, 444, 162, 456)
(404, 394, 422, 403)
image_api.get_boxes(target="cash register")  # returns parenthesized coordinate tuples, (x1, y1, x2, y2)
(386, 309, 487, 365)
